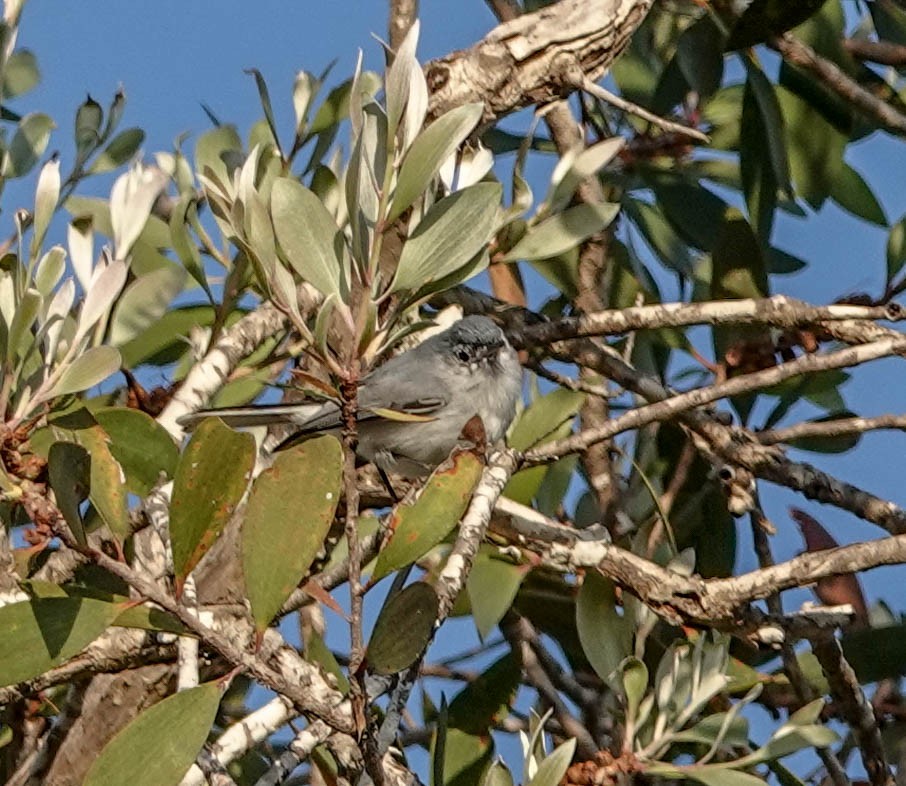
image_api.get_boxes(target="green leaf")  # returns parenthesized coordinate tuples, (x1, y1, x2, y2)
(388, 103, 484, 223)
(776, 84, 846, 209)
(169, 418, 256, 589)
(741, 58, 791, 193)
(527, 739, 576, 786)
(682, 768, 767, 786)
(887, 215, 906, 284)
(52, 346, 122, 397)
(785, 411, 861, 454)
(243, 437, 342, 630)
(0, 597, 121, 685)
(47, 442, 90, 546)
(502, 202, 620, 261)
(83, 683, 222, 786)
(447, 652, 521, 733)
(118, 305, 220, 368)
(246, 68, 282, 156)
(2, 112, 54, 178)
(830, 163, 888, 227)
(271, 177, 346, 298)
(392, 182, 502, 294)
(467, 554, 527, 640)
(93, 407, 180, 495)
(6, 288, 41, 363)
(624, 198, 692, 275)
(3, 49, 40, 98)
(171, 196, 211, 298)
(195, 124, 243, 188)
(368, 582, 439, 675)
(373, 448, 484, 581)
(576, 572, 632, 689)
(481, 760, 514, 786)
(65, 194, 171, 250)
(75, 96, 103, 160)
(109, 264, 187, 346)
(88, 128, 146, 174)
(620, 657, 648, 722)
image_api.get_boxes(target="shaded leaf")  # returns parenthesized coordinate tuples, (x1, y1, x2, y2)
(576, 572, 632, 689)
(0, 597, 121, 685)
(47, 442, 90, 546)
(467, 554, 528, 640)
(83, 683, 222, 786)
(88, 128, 146, 174)
(830, 163, 888, 227)
(169, 418, 256, 589)
(368, 582, 439, 675)
(243, 437, 342, 630)
(3, 49, 40, 98)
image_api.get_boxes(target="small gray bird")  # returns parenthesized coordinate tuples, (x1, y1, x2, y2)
(178, 316, 523, 477)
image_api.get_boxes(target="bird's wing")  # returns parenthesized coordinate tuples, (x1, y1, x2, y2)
(177, 402, 331, 430)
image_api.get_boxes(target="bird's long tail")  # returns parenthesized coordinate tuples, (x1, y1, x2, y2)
(177, 403, 324, 430)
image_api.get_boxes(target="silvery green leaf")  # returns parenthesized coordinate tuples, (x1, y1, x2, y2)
(44, 278, 74, 360)
(75, 96, 103, 162)
(76, 258, 127, 340)
(620, 657, 648, 723)
(68, 217, 94, 292)
(195, 125, 243, 191)
(526, 738, 575, 786)
(87, 127, 145, 174)
(51, 345, 121, 397)
(2, 112, 54, 178)
(271, 177, 346, 298)
(7, 288, 42, 363)
(391, 181, 501, 294)
(34, 246, 66, 296)
(31, 157, 60, 257)
(439, 141, 494, 191)
(575, 571, 632, 690)
(502, 202, 620, 261)
(402, 47, 428, 151)
(245, 69, 281, 156)
(547, 137, 625, 214)
(3, 49, 40, 99)
(109, 164, 168, 258)
(348, 50, 366, 141)
(109, 264, 186, 345)
(386, 20, 420, 139)
(293, 70, 317, 136)
(387, 102, 484, 223)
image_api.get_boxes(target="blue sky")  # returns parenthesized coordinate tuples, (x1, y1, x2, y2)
(9, 0, 906, 779)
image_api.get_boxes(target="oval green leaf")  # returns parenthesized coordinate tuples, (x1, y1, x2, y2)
(502, 202, 620, 262)
(169, 417, 256, 589)
(388, 102, 484, 223)
(576, 571, 632, 690)
(391, 181, 502, 294)
(242, 436, 343, 630)
(373, 448, 484, 581)
(367, 581, 439, 675)
(52, 345, 122, 397)
(94, 407, 180, 495)
(83, 682, 222, 786)
(271, 177, 345, 298)
(0, 597, 121, 686)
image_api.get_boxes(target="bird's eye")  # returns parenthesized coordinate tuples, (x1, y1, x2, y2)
(456, 348, 471, 363)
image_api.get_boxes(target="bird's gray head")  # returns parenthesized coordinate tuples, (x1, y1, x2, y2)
(436, 315, 511, 370)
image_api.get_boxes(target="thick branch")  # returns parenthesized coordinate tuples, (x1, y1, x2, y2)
(425, 0, 654, 123)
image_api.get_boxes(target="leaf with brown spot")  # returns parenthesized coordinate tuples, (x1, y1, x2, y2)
(169, 418, 256, 591)
(372, 446, 484, 581)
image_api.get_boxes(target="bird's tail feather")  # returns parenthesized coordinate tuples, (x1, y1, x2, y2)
(177, 403, 324, 430)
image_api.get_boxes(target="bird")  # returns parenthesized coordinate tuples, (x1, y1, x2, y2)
(178, 315, 523, 477)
